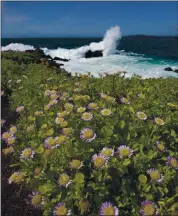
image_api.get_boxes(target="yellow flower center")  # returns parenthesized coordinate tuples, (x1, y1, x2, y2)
(59, 174, 70, 185)
(47, 138, 56, 147)
(89, 103, 98, 109)
(106, 96, 115, 102)
(138, 112, 147, 119)
(101, 109, 111, 115)
(77, 107, 86, 113)
(103, 206, 115, 215)
(102, 149, 112, 157)
(7, 138, 15, 145)
(23, 149, 33, 158)
(65, 103, 73, 112)
(155, 118, 164, 125)
(94, 157, 105, 168)
(170, 158, 178, 168)
(32, 194, 42, 206)
(70, 160, 82, 169)
(83, 130, 94, 139)
(3, 147, 13, 155)
(149, 171, 161, 180)
(17, 107, 24, 112)
(51, 94, 58, 99)
(157, 143, 165, 151)
(143, 204, 155, 215)
(2, 132, 11, 139)
(10, 127, 17, 133)
(56, 117, 64, 124)
(82, 113, 92, 119)
(56, 206, 68, 216)
(60, 121, 68, 127)
(119, 148, 130, 157)
(9, 173, 18, 182)
(14, 174, 24, 183)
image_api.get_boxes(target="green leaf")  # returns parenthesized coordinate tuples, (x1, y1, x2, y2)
(123, 159, 131, 166)
(9, 163, 19, 167)
(35, 144, 44, 154)
(138, 174, 147, 184)
(146, 194, 153, 200)
(39, 184, 54, 194)
(120, 120, 125, 129)
(171, 129, 177, 138)
(129, 106, 135, 114)
(74, 173, 84, 184)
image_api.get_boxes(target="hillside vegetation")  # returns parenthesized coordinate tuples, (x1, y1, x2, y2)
(1, 51, 178, 216)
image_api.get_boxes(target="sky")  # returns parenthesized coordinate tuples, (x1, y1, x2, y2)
(2, 1, 178, 38)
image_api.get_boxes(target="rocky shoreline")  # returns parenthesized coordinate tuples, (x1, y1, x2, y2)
(2, 48, 178, 75)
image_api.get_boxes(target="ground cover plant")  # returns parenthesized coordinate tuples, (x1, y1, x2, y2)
(1, 51, 178, 216)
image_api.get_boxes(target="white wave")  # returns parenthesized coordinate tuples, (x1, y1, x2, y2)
(1, 43, 35, 51)
(42, 26, 121, 60)
(58, 54, 178, 79)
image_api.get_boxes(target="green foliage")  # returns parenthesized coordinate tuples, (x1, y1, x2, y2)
(2, 51, 178, 216)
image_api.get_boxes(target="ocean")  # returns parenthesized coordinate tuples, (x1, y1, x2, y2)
(2, 27, 178, 78)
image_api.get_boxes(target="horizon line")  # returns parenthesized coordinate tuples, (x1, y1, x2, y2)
(2, 34, 178, 39)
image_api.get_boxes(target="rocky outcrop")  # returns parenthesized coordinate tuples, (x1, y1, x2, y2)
(85, 50, 103, 58)
(174, 69, 178, 73)
(53, 57, 69, 62)
(164, 67, 173, 71)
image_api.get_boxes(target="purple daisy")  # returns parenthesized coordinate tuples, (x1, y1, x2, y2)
(167, 156, 178, 169)
(53, 202, 71, 216)
(81, 112, 93, 121)
(80, 128, 96, 142)
(100, 147, 114, 158)
(153, 117, 165, 126)
(147, 168, 164, 183)
(92, 153, 108, 169)
(136, 112, 147, 120)
(16, 106, 25, 113)
(44, 137, 59, 149)
(20, 148, 35, 160)
(87, 102, 99, 110)
(99, 202, 119, 216)
(140, 200, 158, 216)
(117, 145, 134, 159)
(29, 191, 45, 209)
(120, 97, 130, 105)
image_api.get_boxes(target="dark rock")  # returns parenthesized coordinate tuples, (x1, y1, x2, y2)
(46, 60, 64, 68)
(164, 67, 173, 71)
(85, 50, 103, 58)
(45, 55, 52, 59)
(174, 69, 178, 73)
(25, 48, 46, 58)
(53, 57, 69, 62)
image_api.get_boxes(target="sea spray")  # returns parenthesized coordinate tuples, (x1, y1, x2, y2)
(42, 26, 121, 60)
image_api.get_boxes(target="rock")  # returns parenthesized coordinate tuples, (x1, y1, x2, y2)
(45, 55, 52, 59)
(85, 50, 103, 58)
(46, 60, 64, 68)
(53, 57, 69, 62)
(164, 67, 173, 71)
(174, 69, 178, 73)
